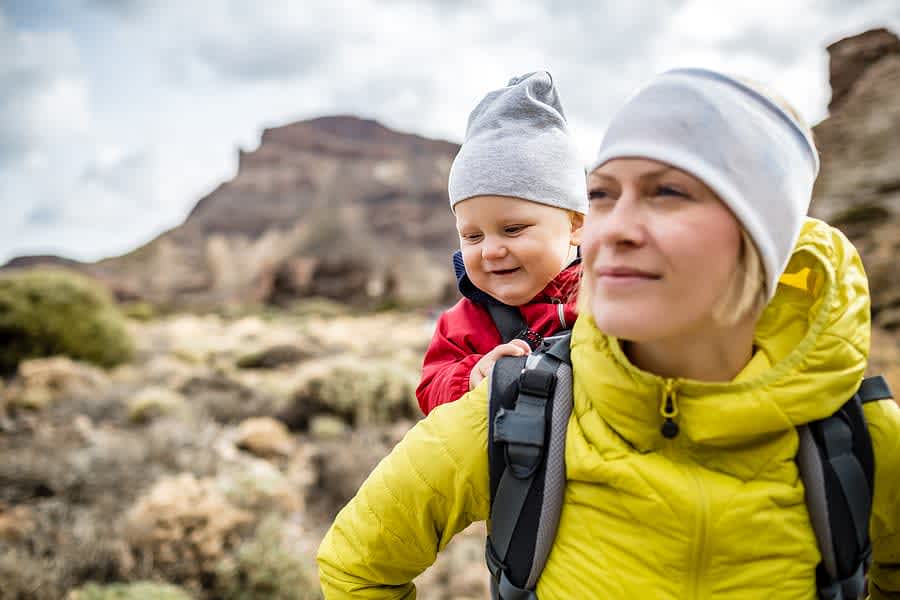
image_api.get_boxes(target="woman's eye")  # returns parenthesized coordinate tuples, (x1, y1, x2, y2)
(657, 185, 688, 198)
(588, 189, 610, 200)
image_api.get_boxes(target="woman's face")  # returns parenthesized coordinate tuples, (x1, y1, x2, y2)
(582, 158, 743, 343)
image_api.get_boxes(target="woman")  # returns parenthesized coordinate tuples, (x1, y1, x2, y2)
(316, 68, 900, 599)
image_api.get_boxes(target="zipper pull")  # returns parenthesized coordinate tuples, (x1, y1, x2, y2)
(660, 379, 680, 439)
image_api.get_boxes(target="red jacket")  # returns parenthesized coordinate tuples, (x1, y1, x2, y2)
(416, 262, 582, 415)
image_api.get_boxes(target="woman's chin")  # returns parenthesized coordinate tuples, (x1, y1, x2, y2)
(591, 306, 663, 341)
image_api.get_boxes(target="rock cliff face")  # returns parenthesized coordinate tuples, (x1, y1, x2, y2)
(811, 28, 900, 332)
(9, 116, 462, 309)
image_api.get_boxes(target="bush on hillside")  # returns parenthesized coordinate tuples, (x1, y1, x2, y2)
(0, 269, 134, 374)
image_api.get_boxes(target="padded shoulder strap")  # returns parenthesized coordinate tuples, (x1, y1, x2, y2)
(487, 303, 527, 343)
(543, 331, 572, 364)
(486, 337, 573, 599)
(798, 375, 891, 600)
(857, 375, 893, 404)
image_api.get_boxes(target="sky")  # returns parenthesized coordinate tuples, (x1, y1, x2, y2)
(1, 0, 899, 265)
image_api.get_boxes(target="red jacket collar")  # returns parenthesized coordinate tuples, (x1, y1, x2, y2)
(525, 260, 582, 305)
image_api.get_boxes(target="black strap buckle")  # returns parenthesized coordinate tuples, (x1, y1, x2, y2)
(518, 369, 556, 398)
(514, 328, 544, 351)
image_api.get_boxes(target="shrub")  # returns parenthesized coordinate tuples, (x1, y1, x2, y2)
(122, 474, 254, 590)
(214, 515, 321, 600)
(281, 356, 420, 429)
(127, 387, 185, 423)
(4, 356, 110, 411)
(0, 269, 134, 374)
(0, 548, 68, 600)
(285, 297, 349, 320)
(119, 301, 158, 322)
(67, 582, 193, 600)
(215, 457, 304, 514)
(235, 345, 308, 370)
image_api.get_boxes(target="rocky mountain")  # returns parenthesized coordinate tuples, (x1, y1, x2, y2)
(6, 116, 462, 310)
(810, 28, 900, 332)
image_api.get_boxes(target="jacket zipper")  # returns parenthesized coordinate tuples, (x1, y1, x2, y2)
(660, 379, 710, 598)
(556, 302, 566, 329)
(686, 463, 710, 600)
(660, 378, 680, 438)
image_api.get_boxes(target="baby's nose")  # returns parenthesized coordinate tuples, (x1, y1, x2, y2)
(482, 239, 508, 259)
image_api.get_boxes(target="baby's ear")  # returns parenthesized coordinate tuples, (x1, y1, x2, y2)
(569, 212, 585, 245)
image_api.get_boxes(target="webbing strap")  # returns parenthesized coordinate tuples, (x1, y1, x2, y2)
(489, 368, 553, 562)
(494, 393, 546, 477)
(487, 304, 527, 343)
(830, 454, 871, 553)
(818, 562, 866, 600)
(805, 375, 887, 600)
(858, 375, 893, 403)
(490, 469, 536, 562)
(487, 353, 561, 599)
(497, 571, 539, 600)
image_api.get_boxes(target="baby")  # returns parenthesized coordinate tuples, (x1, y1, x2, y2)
(416, 71, 587, 414)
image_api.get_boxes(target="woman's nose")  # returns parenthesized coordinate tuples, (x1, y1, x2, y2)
(594, 191, 646, 247)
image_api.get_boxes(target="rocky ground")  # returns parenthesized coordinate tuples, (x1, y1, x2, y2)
(4, 305, 896, 600)
(0, 304, 490, 599)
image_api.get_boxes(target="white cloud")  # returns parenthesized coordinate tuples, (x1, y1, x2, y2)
(0, 12, 90, 166)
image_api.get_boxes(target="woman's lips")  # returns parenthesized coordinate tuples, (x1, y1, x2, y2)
(595, 267, 661, 287)
(597, 266, 659, 277)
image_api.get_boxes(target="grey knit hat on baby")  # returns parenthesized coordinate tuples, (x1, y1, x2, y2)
(448, 71, 588, 214)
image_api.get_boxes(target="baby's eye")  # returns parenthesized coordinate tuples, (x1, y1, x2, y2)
(504, 225, 526, 235)
(461, 232, 483, 243)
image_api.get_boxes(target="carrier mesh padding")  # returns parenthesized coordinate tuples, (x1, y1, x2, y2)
(797, 424, 837, 578)
(527, 361, 572, 588)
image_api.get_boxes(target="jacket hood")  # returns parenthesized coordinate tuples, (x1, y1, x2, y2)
(452, 249, 582, 305)
(569, 217, 871, 454)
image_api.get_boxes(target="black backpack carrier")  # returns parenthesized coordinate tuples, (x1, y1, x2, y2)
(484, 330, 894, 600)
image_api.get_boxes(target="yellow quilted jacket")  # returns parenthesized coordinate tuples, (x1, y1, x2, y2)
(317, 218, 900, 599)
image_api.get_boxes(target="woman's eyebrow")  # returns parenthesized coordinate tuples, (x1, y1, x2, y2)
(590, 166, 677, 183)
(645, 167, 677, 178)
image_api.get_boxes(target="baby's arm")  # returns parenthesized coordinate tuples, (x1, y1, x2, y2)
(416, 306, 530, 414)
(416, 324, 484, 414)
(468, 339, 531, 389)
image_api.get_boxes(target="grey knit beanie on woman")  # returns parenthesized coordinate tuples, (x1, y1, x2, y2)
(448, 71, 588, 215)
(591, 68, 819, 299)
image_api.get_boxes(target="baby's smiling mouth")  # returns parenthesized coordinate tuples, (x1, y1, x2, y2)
(490, 267, 520, 276)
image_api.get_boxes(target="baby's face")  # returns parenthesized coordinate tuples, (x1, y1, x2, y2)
(455, 195, 581, 306)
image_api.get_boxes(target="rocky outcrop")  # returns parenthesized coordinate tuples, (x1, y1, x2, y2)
(826, 28, 900, 112)
(811, 28, 900, 332)
(5, 116, 461, 310)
